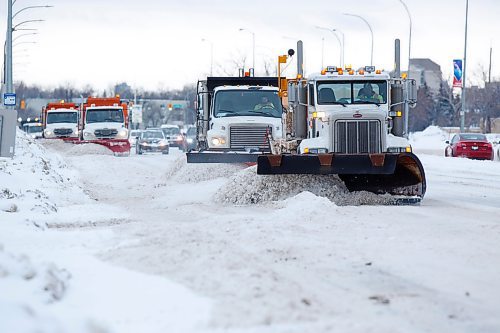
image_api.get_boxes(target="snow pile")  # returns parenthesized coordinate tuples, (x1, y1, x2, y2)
(0, 245, 72, 333)
(166, 156, 245, 183)
(0, 132, 88, 219)
(214, 166, 396, 206)
(43, 140, 113, 156)
(409, 126, 449, 154)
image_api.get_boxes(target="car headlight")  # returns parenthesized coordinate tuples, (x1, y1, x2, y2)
(44, 130, 53, 137)
(117, 129, 128, 138)
(211, 137, 226, 145)
(84, 131, 93, 138)
(159, 140, 169, 146)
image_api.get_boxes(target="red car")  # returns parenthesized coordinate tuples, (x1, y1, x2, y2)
(445, 133, 494, 160)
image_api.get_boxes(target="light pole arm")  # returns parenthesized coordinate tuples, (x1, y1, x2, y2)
(12, 19, 44, 31)
(13, 5, 53, 19)
(398, 0, 412, 76)
(344, 13, 374, 65)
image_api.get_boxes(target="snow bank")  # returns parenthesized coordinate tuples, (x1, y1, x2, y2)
(0, 131, 125, 227)
(0, 132, 87, 218)
(0, 245, 72, 333)
(409, 126, 449, 155)
(214, 166, 396, 206)
(42, 139, 113, 156)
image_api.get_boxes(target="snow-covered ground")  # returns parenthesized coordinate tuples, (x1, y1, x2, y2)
(1, 129, 499, 333)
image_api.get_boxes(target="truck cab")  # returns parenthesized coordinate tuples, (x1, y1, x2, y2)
(42, 102, 79, 140)
(197, 77, 283, 153)
(290, 67, 413, 155)
(81, 97, 129, 142)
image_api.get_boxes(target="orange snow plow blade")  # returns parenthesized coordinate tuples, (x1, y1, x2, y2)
(257, 152, 426, 201)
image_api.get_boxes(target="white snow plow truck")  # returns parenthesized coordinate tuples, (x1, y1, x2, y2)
(186, 73, 283, 163)
(256, 41, 426, 203)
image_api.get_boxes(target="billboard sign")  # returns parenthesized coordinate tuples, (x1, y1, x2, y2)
(453, 59, 463, 88)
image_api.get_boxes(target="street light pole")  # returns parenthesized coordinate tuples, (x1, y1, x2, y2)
(344, 13, 374, 66)
(332, 29, 345, 68)
(461, 0, 469, 132)
(398, 0, 412, 136)
(239, 28, 255, 70)
(201, 38, 213, 76)
(315, 26, 342, 67)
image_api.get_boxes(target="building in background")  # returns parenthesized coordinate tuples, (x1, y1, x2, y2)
(409, 58, 444, 95)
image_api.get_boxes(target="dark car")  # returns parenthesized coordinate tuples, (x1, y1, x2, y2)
(136, 130, 169, 155)
(161, 125, 185, 150)
(185, 126, 197, 151)
(445, 133, 494, 160)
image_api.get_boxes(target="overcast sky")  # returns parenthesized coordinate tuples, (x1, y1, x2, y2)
(1, 0, 499, 91)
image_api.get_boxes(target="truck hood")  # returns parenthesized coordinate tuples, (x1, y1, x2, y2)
(84, 122, 125, 130)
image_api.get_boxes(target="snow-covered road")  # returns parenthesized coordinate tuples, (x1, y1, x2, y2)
(2, 134, 500, 333)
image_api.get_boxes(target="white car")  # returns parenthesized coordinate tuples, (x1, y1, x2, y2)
(129, 130, 142, 146)
(23, 123, 44, 139)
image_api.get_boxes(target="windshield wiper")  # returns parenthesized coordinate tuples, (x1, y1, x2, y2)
(353, 101, 381, 107)
(322, 101, 347, 107)
(246, 109, 279, 117)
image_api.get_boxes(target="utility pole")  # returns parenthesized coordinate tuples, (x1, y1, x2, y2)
(488, 46, 492, 84)
(461, 0, 469, 132)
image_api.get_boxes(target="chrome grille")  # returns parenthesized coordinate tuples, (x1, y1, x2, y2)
(94, 128, 118, 139)
(229, 126, 271, 150)
(54, 128, 72, 136)
(335, 120, 381, 154)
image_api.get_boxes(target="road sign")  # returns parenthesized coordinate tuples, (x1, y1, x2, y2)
(3, 93, 16, 106)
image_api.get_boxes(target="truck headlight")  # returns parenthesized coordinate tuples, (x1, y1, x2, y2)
(84, 132, 93, 138)
(211, 137, 226, 145)
(44, 130, 53, 137)
(117, 129, 128, 138)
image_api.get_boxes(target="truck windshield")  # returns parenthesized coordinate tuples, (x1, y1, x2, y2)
(142, 131, 164, 139)
(47, 112, 78, 124)
(162, 127, 180, 136)
(86, 109, 124, 123)
(214, 90, 282, 118)
(317, 80, 388, 105)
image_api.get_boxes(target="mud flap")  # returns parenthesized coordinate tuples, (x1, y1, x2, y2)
(187, 151, 260, 163)
(257, 153, 426, 200)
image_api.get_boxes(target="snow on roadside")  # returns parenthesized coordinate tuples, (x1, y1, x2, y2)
(0, 245, 73, 333)
(1, 132, 128, 228)
(409, 126, 449, 155)
(42, 140, 113, 156)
